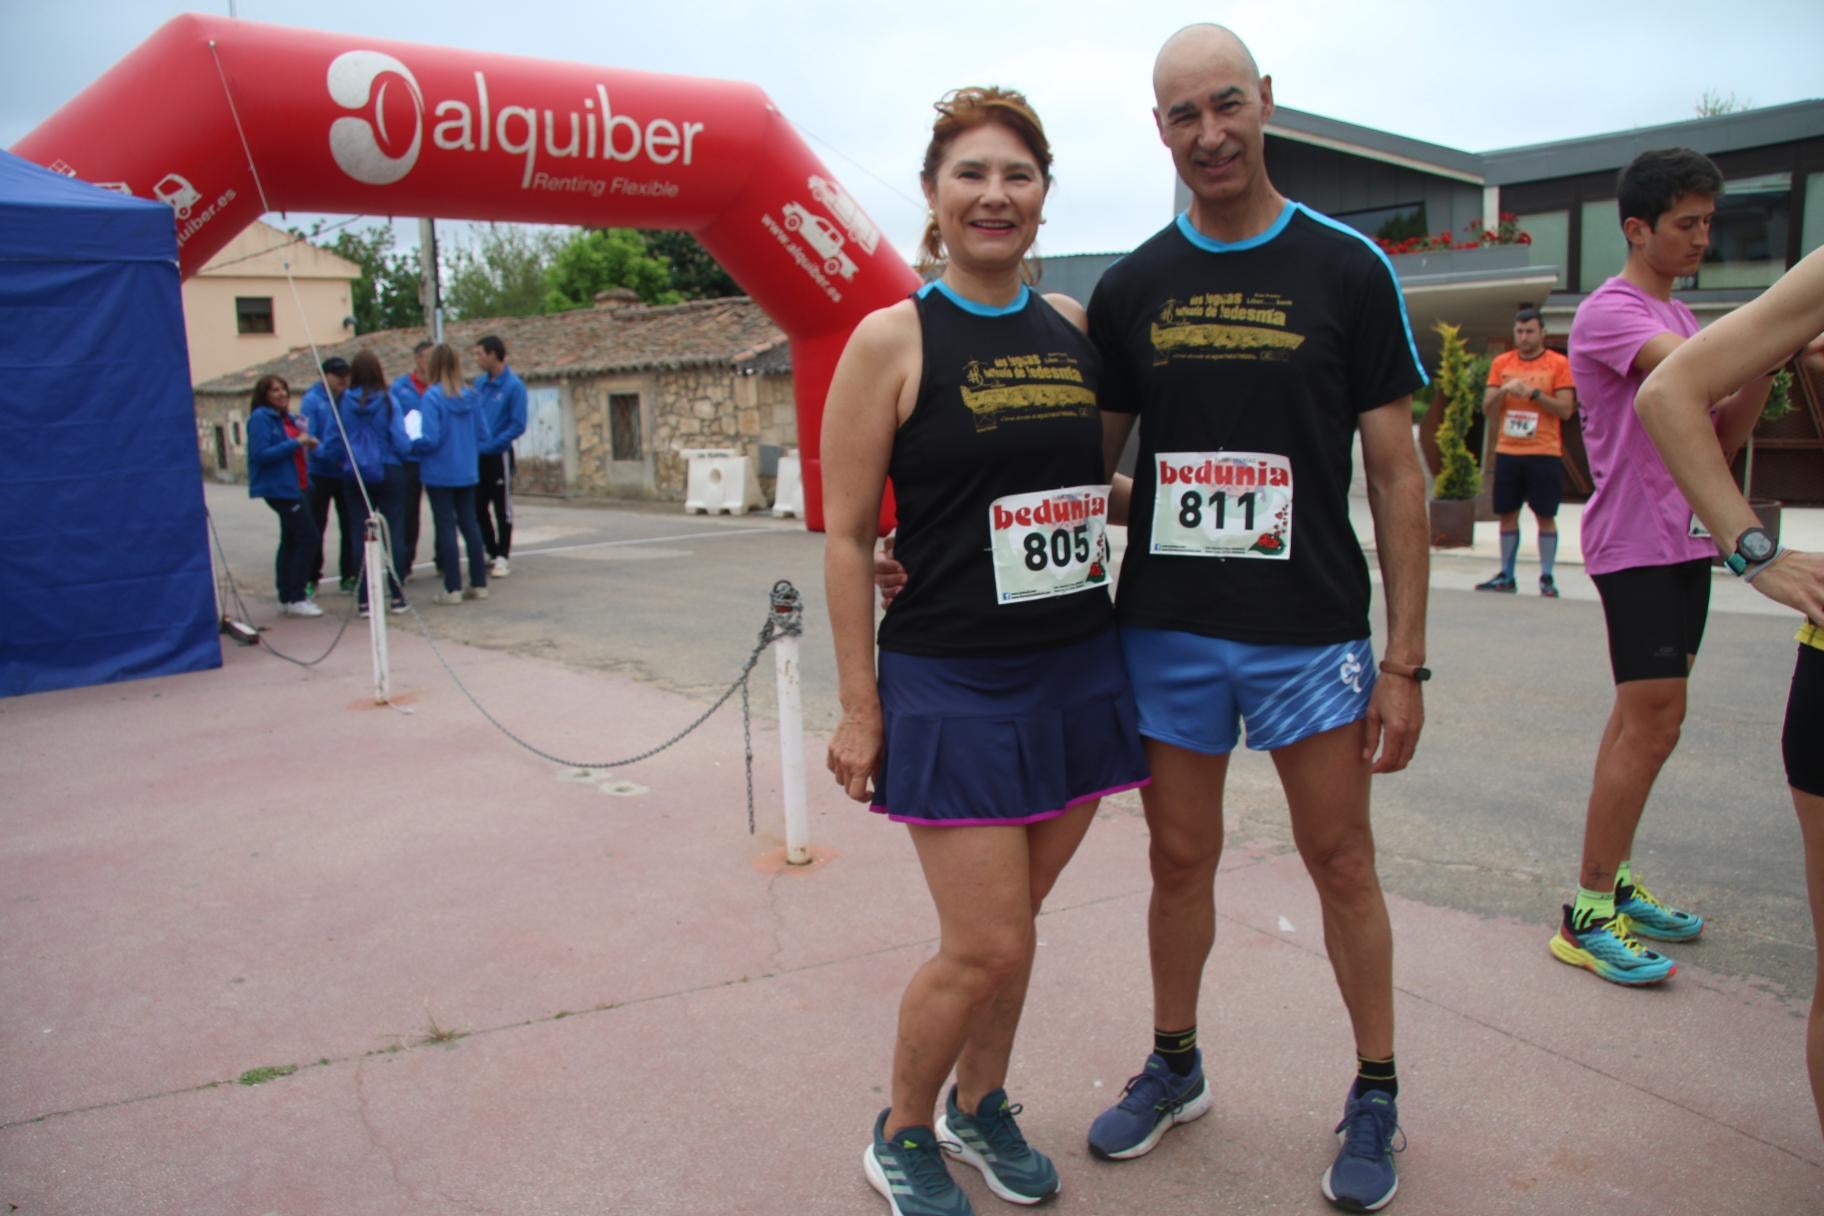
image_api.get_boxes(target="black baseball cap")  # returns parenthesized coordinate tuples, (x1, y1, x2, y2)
(320, 356, 351, 375)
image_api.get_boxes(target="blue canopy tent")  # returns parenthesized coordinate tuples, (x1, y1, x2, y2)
(0, 151, 219, 695)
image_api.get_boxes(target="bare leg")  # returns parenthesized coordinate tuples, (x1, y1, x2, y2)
(1578, 676, 1688, 890)
(954, 804, 1098, 1111)
(885, 824, 1038, 1135)
(1141, 740, 1231, 1031)
(1274, 721, 1394, 1059)
(1795, 787, 1824, 1140)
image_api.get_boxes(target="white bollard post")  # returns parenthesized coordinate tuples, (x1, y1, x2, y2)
(365, 521, 390, 703)
(774, 630, 811, 864)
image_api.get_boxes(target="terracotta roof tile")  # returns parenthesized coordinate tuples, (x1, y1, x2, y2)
(194, 297, 788, 393)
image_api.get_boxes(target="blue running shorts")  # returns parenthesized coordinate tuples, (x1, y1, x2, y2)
(1119, 627, 1377, 755)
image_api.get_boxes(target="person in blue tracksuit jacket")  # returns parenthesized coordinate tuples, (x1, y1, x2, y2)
(298, 356, 355, 595)
(245, 373, 323, 617)
(472, 334, 528, 577)
(316, 350, 414, 615)
(390, 339, 434, 573)
(414, 342, 491, 605)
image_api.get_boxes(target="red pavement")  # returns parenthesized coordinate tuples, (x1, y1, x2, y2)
(2, 621, 1820, 1214)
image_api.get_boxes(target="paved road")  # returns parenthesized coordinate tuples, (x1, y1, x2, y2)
(204, 483, 1816, 1002)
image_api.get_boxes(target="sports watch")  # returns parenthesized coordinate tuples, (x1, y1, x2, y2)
(1378, 660, 1431, 682)
(1724, 526, 1777, 576)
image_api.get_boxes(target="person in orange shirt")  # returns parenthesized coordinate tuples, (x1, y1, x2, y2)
(1477, 305, 1577, 596)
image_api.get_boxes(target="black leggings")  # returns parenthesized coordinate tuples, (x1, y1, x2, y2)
(264, 496, 320, 605)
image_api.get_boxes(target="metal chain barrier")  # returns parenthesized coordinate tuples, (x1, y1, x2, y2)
(206, 507, 359, 668)
(401, 578, 804, 833)
(210, 491, 803, 831)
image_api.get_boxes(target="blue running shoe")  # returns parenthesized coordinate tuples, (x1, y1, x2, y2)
(936, 1086, 1059, 1205)
(864, 1108, 973, 1216)
(1614, 879, 1703, 941)
(1548, 905, 1676, 985)
(1086, 1050, 1213, 1160)
(1321, 1089, 1403, 1212)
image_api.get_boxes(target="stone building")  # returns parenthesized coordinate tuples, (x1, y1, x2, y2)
(191, 292, 795, 503)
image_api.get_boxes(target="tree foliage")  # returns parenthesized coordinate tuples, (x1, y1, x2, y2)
(1431, 322, 1484, 500)
(544, 228, 681, 311)
(1695, 89, 1749, 117)
(319, 225, 425, 334)
(644, 230, 741, 300)
(444, 224, 562, 321)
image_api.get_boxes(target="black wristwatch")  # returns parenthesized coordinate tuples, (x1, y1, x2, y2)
(1379, 660, 1431, 683)
(1724, 526, 1778, 576)
(1527, 388, 1542, 402)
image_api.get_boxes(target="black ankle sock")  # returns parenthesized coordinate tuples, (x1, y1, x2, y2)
(1353, 1054, 1397, 1099)
(1154, 1025, 1197, 1076)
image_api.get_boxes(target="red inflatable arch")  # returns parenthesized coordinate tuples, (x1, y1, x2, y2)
(13, 13, 920, 530)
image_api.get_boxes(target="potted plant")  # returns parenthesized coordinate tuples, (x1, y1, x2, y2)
(1428, 321, 1483, 547)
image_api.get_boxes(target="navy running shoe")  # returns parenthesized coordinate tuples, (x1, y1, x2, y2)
(1086, 1050, 1212, 1160)
(936, 1086, 1060, 1205)
(864, 1108, 973, 1216)
(1321, 1088, 1403, 1212)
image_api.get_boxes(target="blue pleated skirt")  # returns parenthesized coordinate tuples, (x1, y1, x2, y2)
(871, 626, 1151, 826)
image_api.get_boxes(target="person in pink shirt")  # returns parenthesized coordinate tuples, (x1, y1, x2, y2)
(1552, 148, 1775, 986)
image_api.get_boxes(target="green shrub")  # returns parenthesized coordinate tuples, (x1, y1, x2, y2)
(1431, 322, 1483, 500)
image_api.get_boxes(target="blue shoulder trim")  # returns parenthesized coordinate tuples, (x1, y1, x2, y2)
(918, 278, 1031, 317)
(1173, 201, 1295, 253)
(1291, 203, 1430, 388)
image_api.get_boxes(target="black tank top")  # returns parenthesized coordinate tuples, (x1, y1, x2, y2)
(876, 281, 1114, 657)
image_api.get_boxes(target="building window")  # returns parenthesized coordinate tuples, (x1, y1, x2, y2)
(1517, 210, 1569, 289)
(212, 425, 228, 470)
(1579, 199, 1628, 292)
(1695, 172, 1791, 289)
(610, 393, 642, 461)
(231, 419, 242, 446)
(235, 296, 274, 335)
(1331, 202, 1427, 245)
(1802, 172, 1824, 260)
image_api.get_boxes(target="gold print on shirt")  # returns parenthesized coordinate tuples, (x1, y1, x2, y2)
(1150, 293, 1306, 365)
(958, 351, 1097, 433)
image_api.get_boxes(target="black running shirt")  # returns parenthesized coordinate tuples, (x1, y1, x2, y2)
(877, 281, 1115, 657)
(1089, 204, 1427, 645)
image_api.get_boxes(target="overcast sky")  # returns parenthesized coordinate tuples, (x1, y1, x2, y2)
(6, 0, 1821, 262)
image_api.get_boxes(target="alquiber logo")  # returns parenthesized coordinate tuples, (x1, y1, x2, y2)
(327, 50, 424, 185)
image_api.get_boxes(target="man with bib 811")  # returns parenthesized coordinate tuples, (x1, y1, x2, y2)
(1084, 24, 1431, 1214)
(1476, 305, 1576, 597)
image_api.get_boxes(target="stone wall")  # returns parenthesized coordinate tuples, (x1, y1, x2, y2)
(649, 367, 796, 499)
(194, 392, 249, 483)
(194, 367, 800, 505)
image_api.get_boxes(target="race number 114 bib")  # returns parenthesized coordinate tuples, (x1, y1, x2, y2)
(1150, 451, 1292, 559)
(988, 484, 1112, 604)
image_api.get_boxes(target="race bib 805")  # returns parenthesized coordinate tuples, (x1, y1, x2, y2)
(988, 484, 1112, 604)
(1150, 451, 1292, 559)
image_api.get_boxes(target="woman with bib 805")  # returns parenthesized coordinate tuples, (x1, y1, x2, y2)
(822, 87, 1149, 1216)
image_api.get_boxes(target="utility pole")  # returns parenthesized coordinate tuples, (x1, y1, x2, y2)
(418, 217, 444, 343)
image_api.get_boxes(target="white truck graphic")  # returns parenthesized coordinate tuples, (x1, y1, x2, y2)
(782, 202, 858, 280)
(807, 174, 880, 255)
(153, 173, 202, 220)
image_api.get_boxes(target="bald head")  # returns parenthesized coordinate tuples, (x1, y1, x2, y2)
(1153, 23, 1260, 104)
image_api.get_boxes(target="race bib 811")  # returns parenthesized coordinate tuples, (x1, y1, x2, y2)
(1150, 451, 1292, 559)
(988, 484, 1112, 604)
